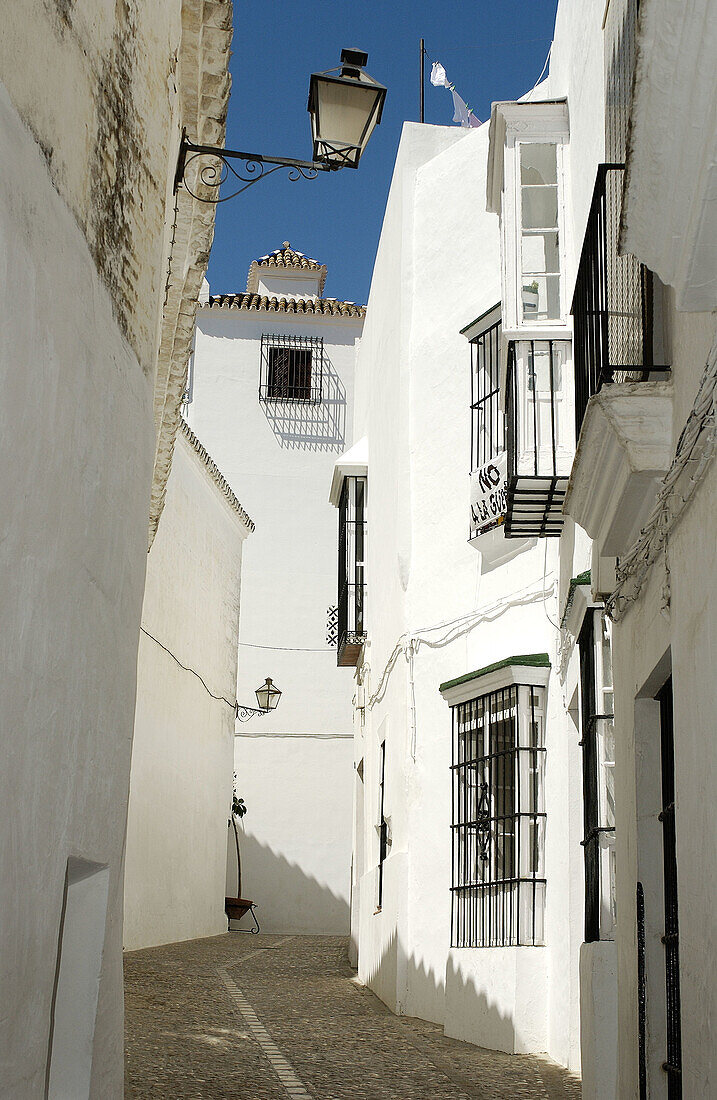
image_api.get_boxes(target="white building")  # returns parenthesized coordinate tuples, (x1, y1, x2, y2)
(0, 3, 230, 1094)
(186, 244, 363, 934)
(124, 423, 253, 951)
(334, 1, 717, 1096)
(330, 120, 584, 1071)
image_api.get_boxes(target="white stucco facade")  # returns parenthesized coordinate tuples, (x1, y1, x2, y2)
(230, 734, 353, 933)
(336, 2, 717, 1093)
(186, 247, 362, 933)
(337, 118, 585, 1071)
(124, 427, 252, 951)
(0, 2, 230, 1093)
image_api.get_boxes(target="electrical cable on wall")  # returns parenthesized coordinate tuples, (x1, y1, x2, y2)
(365, 576, 557, 712)
(238, 641, 333, 653)
(606, 332, 717, 620)
(140, 626, 236, 712)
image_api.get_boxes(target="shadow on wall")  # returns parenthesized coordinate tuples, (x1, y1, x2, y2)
(260, 353, 346, 451)
(228, 832, 350, 935)
(361, 926, 534, 1060)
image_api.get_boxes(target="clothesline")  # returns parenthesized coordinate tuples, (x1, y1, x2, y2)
(423, 45, 481, 128)
(423, 39, 553, 127)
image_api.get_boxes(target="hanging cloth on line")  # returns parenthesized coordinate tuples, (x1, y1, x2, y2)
(430, 61, 481, 127)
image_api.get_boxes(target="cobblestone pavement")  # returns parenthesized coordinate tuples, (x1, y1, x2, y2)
(125, 934, 582, 1099)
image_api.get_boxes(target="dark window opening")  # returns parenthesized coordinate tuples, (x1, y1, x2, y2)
(450, 684, 546, 947)
(657, 676, 682, 1096)
(377, 741, 387, 910)
(337, 476, 367, 667)
(579, 609, 616, 943)
(260, 333, 323, 403)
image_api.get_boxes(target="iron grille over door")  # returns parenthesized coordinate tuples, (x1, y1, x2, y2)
(337, 476, 367, 667)
(658, 677, 682, 1096)
(259, 333, 324, 403)
(451, 684, 546, 947)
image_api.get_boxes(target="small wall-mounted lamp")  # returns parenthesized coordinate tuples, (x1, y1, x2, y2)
(174, 48, 386, 203)
(236, 677, 282, 722)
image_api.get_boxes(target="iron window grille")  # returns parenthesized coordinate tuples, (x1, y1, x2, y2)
(337, 476, 367, 667)
(450, 684, 546, 947)
(259, 333, 324, 404)
(505, 339, 572, 538)
(572, 164, 668, 435)
(470, 316, 504, 470)
(578, 609, 616, 943)
(377, 741, 387, 909)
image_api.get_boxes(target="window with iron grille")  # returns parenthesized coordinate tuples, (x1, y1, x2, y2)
(259, 333, 323, 403)
(451, 684, 546, 947)
(470, 315, 504, 470)
(337, 476, 367, 667)
(578, 609, 616, 943)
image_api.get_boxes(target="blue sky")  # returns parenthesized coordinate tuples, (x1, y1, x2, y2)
(206, 0, 559, 304)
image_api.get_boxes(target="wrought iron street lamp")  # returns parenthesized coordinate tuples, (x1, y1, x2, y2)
(175, 48, 386, 203)
(236, 677, 282, 722)
(308, 48, 386, 169)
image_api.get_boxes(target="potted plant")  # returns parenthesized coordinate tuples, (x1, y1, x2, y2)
(225, 778, 260, 932)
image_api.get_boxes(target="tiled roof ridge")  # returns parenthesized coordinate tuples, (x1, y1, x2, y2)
(179, 419, 255, 532)
(206, 291, 365, 318)
(246, 241, 327, 294)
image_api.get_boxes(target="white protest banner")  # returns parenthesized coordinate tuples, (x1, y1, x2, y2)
(469, 451, 507, 540)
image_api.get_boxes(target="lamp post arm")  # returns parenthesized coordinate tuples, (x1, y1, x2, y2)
(174, 131, 339, 202)
(235, 703, 269, 722)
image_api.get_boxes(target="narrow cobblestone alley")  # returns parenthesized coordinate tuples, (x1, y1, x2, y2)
(125, 935, 581, 1099)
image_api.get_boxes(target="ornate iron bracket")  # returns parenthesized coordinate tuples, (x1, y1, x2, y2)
(476, 782, 491, 863)
(235, 703, 269, 723)
(174, 130, 338, 204)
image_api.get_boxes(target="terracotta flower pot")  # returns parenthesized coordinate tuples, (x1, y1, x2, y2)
(224, 896, 254, 921)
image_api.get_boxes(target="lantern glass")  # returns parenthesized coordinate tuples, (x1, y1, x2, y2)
(308, 50, 386, 169)
(255, 677, 282, 712)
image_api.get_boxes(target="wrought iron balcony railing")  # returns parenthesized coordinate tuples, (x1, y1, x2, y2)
(572, 164, 668, 435)
(505, 339, 574, 539)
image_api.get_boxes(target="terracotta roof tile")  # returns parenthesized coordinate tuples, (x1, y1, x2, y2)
(206, 292, 365, 318)
(247, 242, 327, 293)
(179, 420, 255, 532)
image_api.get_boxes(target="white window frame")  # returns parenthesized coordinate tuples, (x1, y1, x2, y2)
(488, 101, 570, 338)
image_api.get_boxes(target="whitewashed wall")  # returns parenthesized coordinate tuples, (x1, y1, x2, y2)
(346, 119, 584, 1071)
(0, 81, 155, 1098)
(188, 307, 361, 736)
(230, 734, 353, 933)
(545, 2, 717, 1094)
(124, 430, 250, 951)
(0, 0, 229, 1091)
(187, 291, 361, 938)
(609, 308, 717, 1098)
